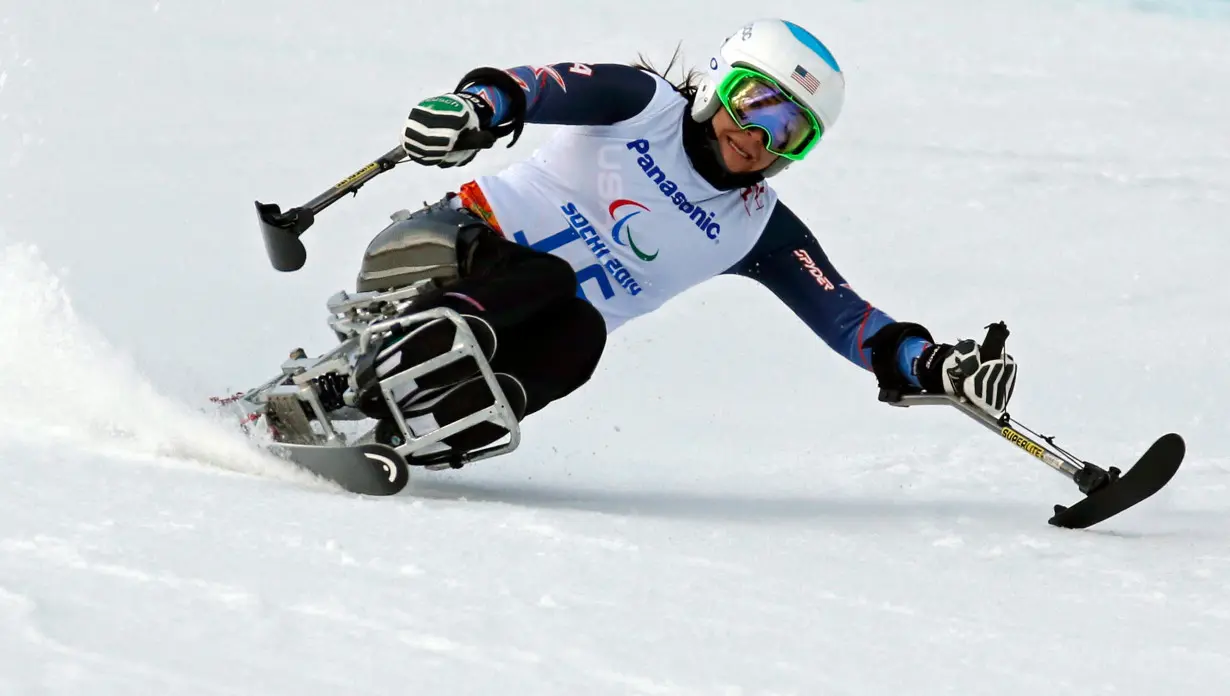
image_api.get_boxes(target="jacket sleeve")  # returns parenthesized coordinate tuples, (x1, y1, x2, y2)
(725, 201, 931, 387)
(455, 62, 659, 142)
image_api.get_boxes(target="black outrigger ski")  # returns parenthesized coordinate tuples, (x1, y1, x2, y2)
(1045, 432, 1184, 529)
(882, 322, 1186, 529)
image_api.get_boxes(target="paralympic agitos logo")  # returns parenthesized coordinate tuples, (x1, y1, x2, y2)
(608, 199, 658, 262)
(626, 138, 722, 241)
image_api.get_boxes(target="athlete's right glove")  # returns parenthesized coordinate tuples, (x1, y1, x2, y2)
(401, 92, 498, 168)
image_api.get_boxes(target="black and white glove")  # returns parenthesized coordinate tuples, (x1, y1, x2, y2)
(915, 336, 1018, 418)
(401, 92, 497, 168)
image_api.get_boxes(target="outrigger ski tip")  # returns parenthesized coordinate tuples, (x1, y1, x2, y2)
(1047, 432, 1185, 529)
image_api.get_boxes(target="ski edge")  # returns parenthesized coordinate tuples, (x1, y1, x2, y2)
(270, 442, 411, 496)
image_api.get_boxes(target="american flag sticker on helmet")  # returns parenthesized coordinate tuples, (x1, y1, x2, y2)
(791, 64, 820, 94)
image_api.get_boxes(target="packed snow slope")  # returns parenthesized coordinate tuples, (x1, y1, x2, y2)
(2, 1, 1229, 693)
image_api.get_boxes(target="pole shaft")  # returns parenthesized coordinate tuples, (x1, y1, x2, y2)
(303, 146, 406, 215)
(893, 394, 1083, 480)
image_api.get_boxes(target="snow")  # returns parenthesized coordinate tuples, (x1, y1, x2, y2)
(1, 0, 1229, 693)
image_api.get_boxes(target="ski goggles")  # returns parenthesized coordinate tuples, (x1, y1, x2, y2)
(716, 67, 823, 161)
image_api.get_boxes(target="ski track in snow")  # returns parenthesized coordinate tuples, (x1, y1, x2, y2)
(1, 0, 1229, 694)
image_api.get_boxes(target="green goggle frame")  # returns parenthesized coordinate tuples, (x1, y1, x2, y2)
(715, 66, 824, 161)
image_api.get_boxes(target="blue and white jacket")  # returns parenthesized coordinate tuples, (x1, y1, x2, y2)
(455, 61, 932, 389)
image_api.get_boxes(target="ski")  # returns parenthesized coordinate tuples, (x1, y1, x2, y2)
(268, 442, 410, 496)
(1048, 433, 1185, 529)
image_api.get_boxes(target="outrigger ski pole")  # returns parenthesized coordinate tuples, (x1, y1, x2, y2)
(254, 132, 495, 272)
(880, 322, 1186, 529)
(254, 145, 407, 272)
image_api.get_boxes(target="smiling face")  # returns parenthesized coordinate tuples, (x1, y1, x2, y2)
(710, 105, 780, 174)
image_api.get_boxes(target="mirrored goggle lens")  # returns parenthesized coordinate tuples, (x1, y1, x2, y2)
(725, 75, 821, 156)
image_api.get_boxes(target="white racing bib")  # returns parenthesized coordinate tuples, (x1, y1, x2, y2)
(471, 77, 779, 333)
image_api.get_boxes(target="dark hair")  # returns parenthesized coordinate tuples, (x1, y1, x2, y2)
(632, 43, 703, 101)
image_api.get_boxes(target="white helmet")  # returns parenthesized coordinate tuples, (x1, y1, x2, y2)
(692, 18, 846, 177)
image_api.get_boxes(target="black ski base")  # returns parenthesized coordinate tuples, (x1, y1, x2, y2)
(270, 442, 411, 496)
(1048, 433, 1185, 529)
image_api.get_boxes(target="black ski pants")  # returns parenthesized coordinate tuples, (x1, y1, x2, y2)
(426, 218, 607, 418)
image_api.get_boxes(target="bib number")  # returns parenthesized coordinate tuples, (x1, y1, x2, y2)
(512, 229, 615, 302)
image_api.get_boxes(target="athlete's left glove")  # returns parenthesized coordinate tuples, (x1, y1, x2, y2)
(401, 92, 498, 168)
(863, 321, 1018, 419)
(914, 337, 1018, 418)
